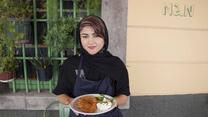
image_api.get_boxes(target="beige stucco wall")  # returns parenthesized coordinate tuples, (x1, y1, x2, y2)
(127, 0, 208, 96)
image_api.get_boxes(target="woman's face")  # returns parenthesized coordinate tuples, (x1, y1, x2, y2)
(80, 26, 104, 55)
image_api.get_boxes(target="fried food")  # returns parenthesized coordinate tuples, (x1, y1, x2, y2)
(75, 96, 98, 113)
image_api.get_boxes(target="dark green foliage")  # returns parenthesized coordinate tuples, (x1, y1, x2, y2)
(0, 0, 33, 73)
(0, 19, 23, 72)
(0, 0, 33, 20)
(44, 17, 77, 56)
(30, 57, 52, 69)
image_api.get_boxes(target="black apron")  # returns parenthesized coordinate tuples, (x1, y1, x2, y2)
(69, 56, 123, 117)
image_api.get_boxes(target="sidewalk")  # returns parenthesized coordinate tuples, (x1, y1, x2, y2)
(0, 91, 58, 110)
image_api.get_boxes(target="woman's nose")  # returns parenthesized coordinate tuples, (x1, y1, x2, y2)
(88, 37, 95, 44)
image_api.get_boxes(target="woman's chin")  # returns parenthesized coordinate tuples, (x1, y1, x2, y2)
(86, 50, 99, 55)
(87, 52, 98, 55)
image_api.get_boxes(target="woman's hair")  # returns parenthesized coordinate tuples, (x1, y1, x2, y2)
(79, 15, 107, 40)
(78, 15, 109, 51)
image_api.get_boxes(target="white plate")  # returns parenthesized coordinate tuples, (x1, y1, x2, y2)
(70, 94, 117, 115)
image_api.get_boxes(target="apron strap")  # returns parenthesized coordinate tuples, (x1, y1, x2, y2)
(77, 55, 83, 78)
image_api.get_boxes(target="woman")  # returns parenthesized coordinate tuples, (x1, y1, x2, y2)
(53, 15, 130, 117)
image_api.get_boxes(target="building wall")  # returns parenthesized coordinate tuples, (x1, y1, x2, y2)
(102, 0, 130, 109)
(102, 0, 128, 62)
(127, 0, 208, 96)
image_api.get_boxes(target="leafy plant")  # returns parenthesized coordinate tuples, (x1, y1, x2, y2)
(30, 56, 53, 81)
(0, 0, 33, 80)
(46, 0, 59, 26)
(0, 0, 33, 45)
(37, 0, 47, 19)
(77, 0, 101, 16)
(0, 0, 33, 20)
(44, 17, 76, 56)
(0, 19, 23, 73)
(30, 57, 52, 69)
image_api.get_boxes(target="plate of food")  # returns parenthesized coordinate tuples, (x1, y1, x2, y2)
(70, 94, 117, 115)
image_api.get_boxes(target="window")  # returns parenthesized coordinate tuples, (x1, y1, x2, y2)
(9, 0, 101, 93)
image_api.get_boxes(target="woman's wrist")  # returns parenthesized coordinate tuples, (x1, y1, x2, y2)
(114, 95, 128, 106)
(57, 94, 73, 105)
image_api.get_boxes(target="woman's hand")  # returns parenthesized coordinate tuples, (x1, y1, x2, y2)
(57, 94, 73, 105)
(114, 95, 128, 106)
(57, 94, 80, 115)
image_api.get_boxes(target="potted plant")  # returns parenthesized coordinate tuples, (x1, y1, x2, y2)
(43, 16, 76, 83)
(0, 0, 30, 81)
(0, 56, 17, 81)
(0, 19, 22, 82)
(30, 56, 53, 81)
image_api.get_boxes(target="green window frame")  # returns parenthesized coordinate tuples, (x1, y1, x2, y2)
(8, 0, 101, 93)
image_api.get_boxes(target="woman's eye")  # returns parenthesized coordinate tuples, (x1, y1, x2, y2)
(93, 34, 99, 38)
(82, 36, 88, 38)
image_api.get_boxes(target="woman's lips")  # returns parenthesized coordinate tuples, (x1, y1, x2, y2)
(88, 46, 96, 50)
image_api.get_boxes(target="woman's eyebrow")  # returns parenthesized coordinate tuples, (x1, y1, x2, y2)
(80, 33, 88, 35)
